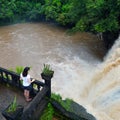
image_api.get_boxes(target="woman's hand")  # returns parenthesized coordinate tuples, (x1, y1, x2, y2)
(20, 77, 22, 80)
(31, 78, 35, 82)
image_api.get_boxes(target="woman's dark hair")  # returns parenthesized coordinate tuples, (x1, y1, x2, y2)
(22, 67, 30, 77)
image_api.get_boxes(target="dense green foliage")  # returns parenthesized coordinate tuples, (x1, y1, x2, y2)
(40, 103, 71, 120)
(0, 0, 44, 24)
(40, 93, 73, 120)
(40, 103, 54, 120)
(51, 93, 73, 111)
(0, 0, 120, 33)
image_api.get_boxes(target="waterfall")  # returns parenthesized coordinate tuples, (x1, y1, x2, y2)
(82, 35, 120, 120)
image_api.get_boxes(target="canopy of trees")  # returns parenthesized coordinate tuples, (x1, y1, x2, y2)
(0, 0, 120, 33)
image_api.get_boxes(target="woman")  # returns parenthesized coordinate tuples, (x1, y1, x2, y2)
(20, 67, 35, 102)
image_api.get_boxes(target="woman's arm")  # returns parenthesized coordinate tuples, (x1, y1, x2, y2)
(28, 78, 35, 83)
(20, 73, 22, 80)
(31, 78, 35, 83)
(27, 75, 35, 83)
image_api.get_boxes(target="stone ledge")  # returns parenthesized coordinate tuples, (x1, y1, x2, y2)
(51, 99, 96, 120)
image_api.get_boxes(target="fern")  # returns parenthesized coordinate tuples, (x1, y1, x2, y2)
(7, 96, 17, 113)
(42, 64, 54, 76)
(15, 66, 24, 74)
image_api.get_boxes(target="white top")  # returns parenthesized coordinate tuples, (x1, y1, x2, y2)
(20, 73, 31, 87)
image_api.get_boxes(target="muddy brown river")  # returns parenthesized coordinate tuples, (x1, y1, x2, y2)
(0, 22, 119, 120)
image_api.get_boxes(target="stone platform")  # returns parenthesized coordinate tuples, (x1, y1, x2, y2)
(0, 84, 28, 120)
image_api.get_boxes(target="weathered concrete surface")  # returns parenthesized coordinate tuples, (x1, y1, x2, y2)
(0, 84, 28, 120)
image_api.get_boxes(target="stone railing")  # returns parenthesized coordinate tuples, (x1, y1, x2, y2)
(0, 67, 51, 120)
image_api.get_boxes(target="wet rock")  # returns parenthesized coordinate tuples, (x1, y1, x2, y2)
(102, 31, 119, 50)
